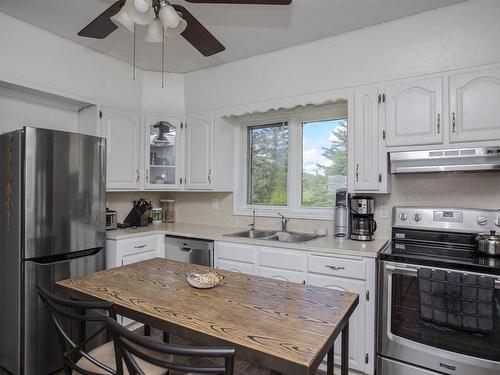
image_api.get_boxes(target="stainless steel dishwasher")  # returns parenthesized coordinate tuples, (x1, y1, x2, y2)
(165, 236, 214, 266)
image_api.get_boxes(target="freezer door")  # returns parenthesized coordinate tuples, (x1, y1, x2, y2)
(23, 127, 106, 259)
(23, 248, 105, 375)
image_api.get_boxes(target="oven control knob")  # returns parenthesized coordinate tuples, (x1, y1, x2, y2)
(477, 216, 488, 226)
(399, 212, 408, 221)
(414, 212, 422, 222)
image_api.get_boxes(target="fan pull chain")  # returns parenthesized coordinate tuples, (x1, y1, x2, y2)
(162, 35, 165, 88)
(133, 23, 136, 81)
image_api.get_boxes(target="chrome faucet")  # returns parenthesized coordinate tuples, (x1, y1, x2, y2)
(248, 209, 256, 231)
(277, 212, 289, 232)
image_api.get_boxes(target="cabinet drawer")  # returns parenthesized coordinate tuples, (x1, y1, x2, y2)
(121, 249, 157, 266)
(217, 259, 255, 275)
(258, 266, 304, 284)
(118, 236, 157, 257)
(216, 242, 256, 263)
(259, 247, 305, 271)
(308, 254, 366, 280)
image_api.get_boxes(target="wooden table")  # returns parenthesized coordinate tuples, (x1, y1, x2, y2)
(58, 258, 358, 375)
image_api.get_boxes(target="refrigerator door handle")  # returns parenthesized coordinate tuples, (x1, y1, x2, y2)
(28, 247, 104, 265)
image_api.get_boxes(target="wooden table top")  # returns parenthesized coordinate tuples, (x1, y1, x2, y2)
(58, 258, 358, 374)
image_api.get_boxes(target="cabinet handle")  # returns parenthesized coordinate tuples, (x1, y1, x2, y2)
(437, 114, 440, 134)
(301, 280, 306, 285)
(136, 169, 140, 182)
(452, 112, 456, 133)
(378, 173, 382, 183)
(325, 265, 345, 270)
(208, 169, 212, 183)
(134, 245, 147, 249)
(355, 164, 359, 182)
(146, 169, 149, 183)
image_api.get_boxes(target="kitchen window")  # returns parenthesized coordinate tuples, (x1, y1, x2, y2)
(235, 103, 348, 219)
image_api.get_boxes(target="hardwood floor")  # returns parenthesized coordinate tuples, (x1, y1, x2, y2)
(49, 326, 327, 375)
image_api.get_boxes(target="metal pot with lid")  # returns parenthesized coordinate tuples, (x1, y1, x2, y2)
(476, 230, 500, 256)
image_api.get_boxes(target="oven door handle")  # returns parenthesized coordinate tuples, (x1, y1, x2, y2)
(385, 264, 419, 275)
(385, 264, 500, 287)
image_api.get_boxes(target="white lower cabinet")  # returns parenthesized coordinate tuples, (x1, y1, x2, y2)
(213, 241, 376, 375)
(308, 273, 367, 373)
(106, 234, 165, 326)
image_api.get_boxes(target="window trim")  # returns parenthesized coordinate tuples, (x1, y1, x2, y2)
(234, 103, 348, 220)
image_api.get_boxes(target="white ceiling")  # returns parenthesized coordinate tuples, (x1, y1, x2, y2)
(0, 0, 465, 73)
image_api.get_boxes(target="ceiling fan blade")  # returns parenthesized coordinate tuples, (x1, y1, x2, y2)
(171, 4, 225, 57)
(185, 0, 292, 4)
(78, 0, 124, 39)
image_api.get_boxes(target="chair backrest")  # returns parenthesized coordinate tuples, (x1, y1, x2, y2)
(37, 286, 119, 375)
(105, 317, 235, 375)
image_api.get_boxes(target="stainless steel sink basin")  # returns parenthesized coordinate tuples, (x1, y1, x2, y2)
(223, 230, 317, 243)
(267, 232, 318, 243)
(223, 229, 277, 239)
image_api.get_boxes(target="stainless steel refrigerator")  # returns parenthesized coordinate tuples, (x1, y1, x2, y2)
(0, 127, 106, 375)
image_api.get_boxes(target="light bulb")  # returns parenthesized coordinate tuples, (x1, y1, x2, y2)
(159, 5, 180, 29)
(111, 5, 135, 33)
(145, 18, 164, 43)
(134, 0, 150, 13)
(165, 15, 187, 38)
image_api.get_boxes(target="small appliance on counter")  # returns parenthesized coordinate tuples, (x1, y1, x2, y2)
(334, 188, 351, 238)
(350, 195, 377, 241)
(119, 198, 153, 228)
(106, 208, 118, 230)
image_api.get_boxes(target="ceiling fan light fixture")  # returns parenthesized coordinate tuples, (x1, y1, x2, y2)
(145, 18, 165, 43)
(125, 0, 155, 25)
(164, 13, 187, 38)
(133, 0, 151, 13)
(110, 5, 135, 33)
(159, 3, 180, 29)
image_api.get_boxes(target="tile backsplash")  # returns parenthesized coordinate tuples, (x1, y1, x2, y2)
(107, 171, 500, 239)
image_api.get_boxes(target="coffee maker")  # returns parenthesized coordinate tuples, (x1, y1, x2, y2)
(350, 195, 377, 241)
(334, 188, 351, 238)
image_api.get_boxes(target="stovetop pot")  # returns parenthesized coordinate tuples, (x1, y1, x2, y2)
(476, 230, 500, 256)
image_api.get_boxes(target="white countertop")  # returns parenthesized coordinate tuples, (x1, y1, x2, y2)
(106, 222, 389, 258)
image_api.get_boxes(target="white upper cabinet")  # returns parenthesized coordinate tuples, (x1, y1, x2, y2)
(143, 114, 182, 190)
(354, 87, 381, 191)
(184, 112, 214, 190)
(101, 106, 141, 190)
(384, 77, 443, 147)
(449, 67, 500, 143)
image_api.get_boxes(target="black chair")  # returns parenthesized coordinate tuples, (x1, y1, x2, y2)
(37, 286, 119, 375)
(105, 317, 235, 375)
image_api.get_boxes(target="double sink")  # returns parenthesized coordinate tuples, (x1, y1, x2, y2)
(224, 229, 318, 243)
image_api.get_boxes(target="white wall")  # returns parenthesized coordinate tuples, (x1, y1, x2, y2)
(142, 71, 185, 115)
(0, 94, 79, 133)
(0, 12, 143, 110)
(184, 0, 500, 114)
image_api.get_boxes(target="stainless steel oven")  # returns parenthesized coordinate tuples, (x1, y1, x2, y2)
(378, 207, 500, 375)
(379, 261, 500, 375)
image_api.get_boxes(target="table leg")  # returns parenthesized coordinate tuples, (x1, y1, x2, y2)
(327, 344, 334, 375)
(341, 322, 349, 375)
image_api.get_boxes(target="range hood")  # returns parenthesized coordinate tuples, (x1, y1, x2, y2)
(390, 146, 500, 174)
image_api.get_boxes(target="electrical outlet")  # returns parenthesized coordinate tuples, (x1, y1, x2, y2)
(212, 199, 219, 210)
(379, 205, 389, 218)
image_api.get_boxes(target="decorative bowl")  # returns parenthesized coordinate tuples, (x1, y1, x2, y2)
(186, 272, 224, 289)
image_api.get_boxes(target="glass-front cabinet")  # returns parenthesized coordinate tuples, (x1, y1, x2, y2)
(144, 114, 182, 190)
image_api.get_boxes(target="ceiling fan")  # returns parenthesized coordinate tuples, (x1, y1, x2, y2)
(78, 0, 293, 57)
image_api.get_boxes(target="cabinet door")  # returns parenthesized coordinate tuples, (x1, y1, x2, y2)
(307, 274, 366, 373)
(217, 259, 255, 275)
(354, 87, 380, 191)
(144, 114, 182, 190)
(185, 112, 213, 190)
(101, 106, 141, 190)
(449, 67, 500, 143)
(385, 77, 443, 146)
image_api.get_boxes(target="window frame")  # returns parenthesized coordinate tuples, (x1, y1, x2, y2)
(234, 103, 348, 220)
